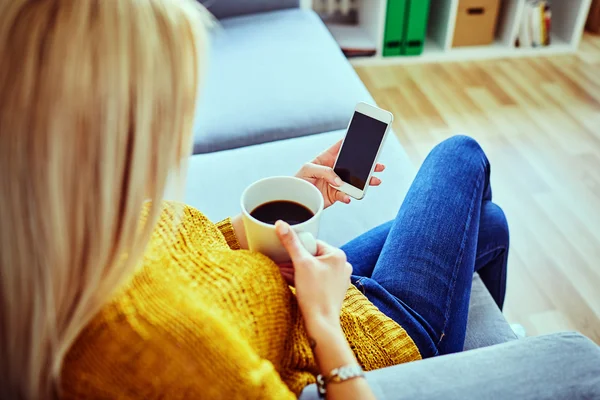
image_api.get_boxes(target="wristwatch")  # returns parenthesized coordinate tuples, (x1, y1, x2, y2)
(316, 364, 365, 397)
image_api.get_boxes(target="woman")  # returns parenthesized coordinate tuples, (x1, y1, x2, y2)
(0, 0, 508, 399)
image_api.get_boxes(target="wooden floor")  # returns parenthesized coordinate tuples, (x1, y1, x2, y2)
(355, 34, 600, 344)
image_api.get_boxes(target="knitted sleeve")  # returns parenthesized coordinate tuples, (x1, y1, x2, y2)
(215, 217, 242, 250)
(150, 310, 297, 399)
(61, 304, 296, 400)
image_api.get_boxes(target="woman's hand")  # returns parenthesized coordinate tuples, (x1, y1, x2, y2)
(276, 221, 376, 400)
(275, 220, 351, 331)
(295, 140, 385, 208)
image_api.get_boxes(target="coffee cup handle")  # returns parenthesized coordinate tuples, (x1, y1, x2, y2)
(297, 232, 317, 256)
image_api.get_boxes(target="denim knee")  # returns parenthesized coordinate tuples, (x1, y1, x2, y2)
(434, 135, 486, 161)
(431, 135, 491, 190)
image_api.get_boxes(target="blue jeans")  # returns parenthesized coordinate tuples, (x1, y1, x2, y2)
(341, 136, 509, 358)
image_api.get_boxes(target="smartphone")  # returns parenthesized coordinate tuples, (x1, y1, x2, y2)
(332, 102, 393, 200)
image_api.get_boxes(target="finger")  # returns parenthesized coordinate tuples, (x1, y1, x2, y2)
(300, 163, 342, 187)
(277, 262, 293, 269)
(314, 139, 343, 167)
(334, 189, 351, 204)
(275, 221, 312, 262)
(323, 139, 343, 157)
(278, 263, 295, 273)
(327, 139, 343, 157)
(369, 176, 382, 186)
(280, 271, 295, 286)
(314, 239, 340, 257)
(374, 163, 386, 172)
(277, 262, 295, 274)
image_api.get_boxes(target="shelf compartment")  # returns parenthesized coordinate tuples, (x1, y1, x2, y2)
(326, 24, 377, 57)
(497, 0, 525, 46)
(428, 0, 459, 50)
(549, 0, 591, 45)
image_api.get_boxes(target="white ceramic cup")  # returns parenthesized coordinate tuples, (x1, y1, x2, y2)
(241, 176, 323, 263)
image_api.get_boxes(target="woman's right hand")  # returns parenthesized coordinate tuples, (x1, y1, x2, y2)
(275, 221, 352, 332)
(276, 221, 376, 399)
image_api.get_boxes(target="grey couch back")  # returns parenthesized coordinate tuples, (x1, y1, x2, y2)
(199, 0, 299, 20)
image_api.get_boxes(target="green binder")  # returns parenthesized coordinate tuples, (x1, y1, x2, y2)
(402, 0, 431, 56)
(383, 0, 431, 57)
(383, 0, 407, 57)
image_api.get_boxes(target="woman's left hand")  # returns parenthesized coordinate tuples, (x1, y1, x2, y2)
(295, 140, 385, 208)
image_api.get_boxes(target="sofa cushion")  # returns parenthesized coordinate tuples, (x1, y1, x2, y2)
(465, 274, 517, 350)
(193, 9, 373, 154)
(299, 332, 600, 399)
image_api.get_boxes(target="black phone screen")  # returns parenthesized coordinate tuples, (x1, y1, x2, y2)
(334, 112, 388, 190)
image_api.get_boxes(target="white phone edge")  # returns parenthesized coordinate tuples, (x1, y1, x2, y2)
(331, 102, 394, 200)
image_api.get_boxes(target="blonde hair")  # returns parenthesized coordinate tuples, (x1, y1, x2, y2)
(0, 0, 208, 398)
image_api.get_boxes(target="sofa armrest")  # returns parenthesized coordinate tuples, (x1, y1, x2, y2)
(200, 0, 300, 20)
(299, 332, 600, 400)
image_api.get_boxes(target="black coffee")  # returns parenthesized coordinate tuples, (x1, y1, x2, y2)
(250, 200, 314, 225)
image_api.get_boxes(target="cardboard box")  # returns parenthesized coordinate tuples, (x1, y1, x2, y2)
(587, 0, 600, 33)
(453, 0, 501, 47)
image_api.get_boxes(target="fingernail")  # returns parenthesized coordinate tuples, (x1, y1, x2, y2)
(275, 220, 289, 235)
(345, 197, 351, 203)
(334, 177, 343, 186)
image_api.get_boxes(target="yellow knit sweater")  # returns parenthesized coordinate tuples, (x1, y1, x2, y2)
(60, 203, 421, 399)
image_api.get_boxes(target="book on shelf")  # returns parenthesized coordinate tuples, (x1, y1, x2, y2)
(543, 3, 552, 46)
(517, 1, 552, 48)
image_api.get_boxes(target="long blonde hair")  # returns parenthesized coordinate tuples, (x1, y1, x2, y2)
(0, 0, 208, 398)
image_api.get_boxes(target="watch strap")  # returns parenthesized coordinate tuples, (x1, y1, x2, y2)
(316, 364, 365, 397)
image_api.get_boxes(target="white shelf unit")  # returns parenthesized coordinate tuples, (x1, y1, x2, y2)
(302, 0, 592, 65)
(315, 0, 387, 56)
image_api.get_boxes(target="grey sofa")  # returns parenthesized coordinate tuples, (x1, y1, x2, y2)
(180, 1, 600, 398)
